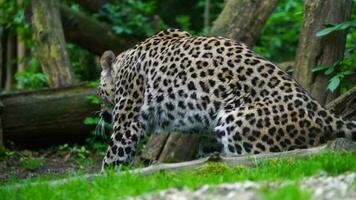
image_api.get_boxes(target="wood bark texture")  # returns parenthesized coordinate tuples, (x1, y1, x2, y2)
(5, 33, 16, 91)
(0, 101, 3, 146)
(0, 26, 3, 89)
(210, 0, 278, 47)
(0, 84, 99, 146)
(157, 134, 201, 163)
(31, 0, 76, 88)
(293, 0, 352, 105)
(17, 0, 26, 72)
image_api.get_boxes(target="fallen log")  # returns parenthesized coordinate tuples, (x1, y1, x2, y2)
(0, 84, 99, 147)
(25, 4, 139, 55)
(60, 5, 139, 55)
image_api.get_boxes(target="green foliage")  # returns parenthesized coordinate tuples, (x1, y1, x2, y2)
(87, 80, 99, 88)
(254, 0, 304, 62)
(313, 16, 356, 93)
(316, 21, 356, 37)
(95, 0, 156, 37)
(84, 94, 101, 132)
(71, 146, 89, 160)
(83, 82, 107, 153)
(86, 95, 101, 105)
(175, 15, 193, 33)
(84, 137, 107, 153)
(1, 152, 355, 199)
(58, 144, 93, 167)
(173, 0, 224, 35)
(15, 71, 48, 90)
(83, 117, 100, 126)
(261, 184, 311, 200)
(0, 0, 32, 42)
(59, 144, 89, 160)
(0, 0, 52, 91)
(66, 43, 96, 81)
(18, 157, 44, 171)
(0, 146, 15, 158)
(312, 59, 354, 92)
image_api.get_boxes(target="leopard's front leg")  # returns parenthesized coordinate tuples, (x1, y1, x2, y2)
(102, 97, 144, 170)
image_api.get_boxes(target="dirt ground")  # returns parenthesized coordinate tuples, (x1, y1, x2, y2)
(0, 145, 103, 182)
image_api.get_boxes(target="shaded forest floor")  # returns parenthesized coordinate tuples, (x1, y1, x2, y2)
(0, 144, 104, 182)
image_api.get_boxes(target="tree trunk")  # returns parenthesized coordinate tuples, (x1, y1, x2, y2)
(25, 3, 139, 56)
(5, 33, 16, 91)
(31, 0, 76, 88)
(60, 5, 139, 55)
(204, 0, 210, 31)
(16, 36, 25, 72)
(0, 101, 3, 146)
(17, 0, 26, 72)
(210, 0, 278, 47)
(0, 26, 3, 89)
(157, 134, 201, 163)
(152, 15, 161, 33)
(293, 0, 352, 105)
(0, 84, 99, 147)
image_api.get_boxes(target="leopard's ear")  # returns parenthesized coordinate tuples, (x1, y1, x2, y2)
(100, 50, 115, 71)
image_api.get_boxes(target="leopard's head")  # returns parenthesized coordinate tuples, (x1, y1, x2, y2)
(98, 50, 116, 124)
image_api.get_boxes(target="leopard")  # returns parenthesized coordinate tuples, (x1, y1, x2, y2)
(97, 29, 356, 169)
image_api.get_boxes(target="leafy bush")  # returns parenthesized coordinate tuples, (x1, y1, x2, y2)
(66, 43, 97, 81)
(94, 0, 156, 37)
(313, 20, 356, 93)
(0, 0, 32, 43)
(15, 71, 48, 90)
(254, 0, 304, 62)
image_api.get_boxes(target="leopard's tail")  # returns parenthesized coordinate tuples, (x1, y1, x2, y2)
(333, 118, 356, 141)
(321, 108, 356, 142)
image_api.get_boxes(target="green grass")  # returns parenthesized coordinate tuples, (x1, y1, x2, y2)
(261, 184, 311, 200)
(0, 152, 355, 200)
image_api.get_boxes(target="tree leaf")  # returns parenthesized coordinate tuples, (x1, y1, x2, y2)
(312, 66, 329, 72)
(83, 117, 100, 125)
(327, 77, 340, 92)
(316, 21, 356, 37)
(324, 65, 335, 75)
(316, 27, 337, 37)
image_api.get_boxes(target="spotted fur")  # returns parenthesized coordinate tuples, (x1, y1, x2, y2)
(97, 29, 356, 169)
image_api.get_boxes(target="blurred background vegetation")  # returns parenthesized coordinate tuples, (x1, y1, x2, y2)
(1, 0, 354, 92)
(0, 0, 355, 180)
